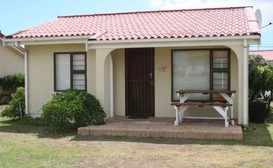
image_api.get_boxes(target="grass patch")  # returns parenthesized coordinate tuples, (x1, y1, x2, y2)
(0, 112, 273, 167)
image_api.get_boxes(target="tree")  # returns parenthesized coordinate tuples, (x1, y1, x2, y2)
(249, 54, 273, 113)
(249, 55, 267, 101)
(0, 74, 24, 104)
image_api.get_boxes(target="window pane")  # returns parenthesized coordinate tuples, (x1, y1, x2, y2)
(213, 51, 228, 68)
(173, 50, 210, 100)
(73, 74, 85, 90)
(73, 54, 85, 70)
(55, 54, 70, 90)
(213, 72, 228, 90)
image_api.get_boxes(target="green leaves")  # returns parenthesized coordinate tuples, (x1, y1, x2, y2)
(1, 87, 25, 119)
(249, 54, 273, 114)
(249, 55, 270, 100)
(42, 90, 106, 131)
(0, 73, 24, 91)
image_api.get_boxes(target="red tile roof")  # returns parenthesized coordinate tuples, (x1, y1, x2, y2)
(249, 50, 273, 61)
(7, 6, 260, 41)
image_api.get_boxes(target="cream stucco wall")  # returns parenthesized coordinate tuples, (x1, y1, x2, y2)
(154, 48, 173, 117)
(112, 46, 241, 120)
(27, 44, 90, 117)
(230, 49, 239, 119)
(27, 44, 243, 123)
(112, 49, 125, 116)
(229, 45, 245, 124)
(0, 41, 24, 77)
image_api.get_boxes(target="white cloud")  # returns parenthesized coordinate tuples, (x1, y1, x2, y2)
(149, 0, 273, 27)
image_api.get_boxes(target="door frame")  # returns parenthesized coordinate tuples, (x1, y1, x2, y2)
(125, 48, 155, 117)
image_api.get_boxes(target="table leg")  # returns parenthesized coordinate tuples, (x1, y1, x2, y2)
(213, 106, 229, 127)
(231, 93, 235, 125)
(179, 106, 188, 124)
(174, 106, 180, 126)
(231, 106, 234, 125)
(220, 93, 235, 125)
(179, 93, 190, 103)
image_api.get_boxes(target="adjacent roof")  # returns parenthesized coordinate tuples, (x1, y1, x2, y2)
(7, 6, 260, 41)
(249, 50, 273, 61)
(0, 32, 24, 54)
(0, 31, 4, 38)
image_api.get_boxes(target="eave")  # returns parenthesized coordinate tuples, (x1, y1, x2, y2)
(3, 35, 260, 50)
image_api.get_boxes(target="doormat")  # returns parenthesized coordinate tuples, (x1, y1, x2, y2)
(128, 116, 149, 119)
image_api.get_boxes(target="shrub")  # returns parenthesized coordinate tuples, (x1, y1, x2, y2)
(0, 74, 25, 104)
(1, 87, 25, 119)
(42, 90, 106, 130)
(0, 73, 24, 91)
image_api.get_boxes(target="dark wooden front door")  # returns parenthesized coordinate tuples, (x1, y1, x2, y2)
(125, 48, 154, 117)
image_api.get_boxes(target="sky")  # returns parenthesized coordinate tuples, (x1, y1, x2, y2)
(0, 0, 272, 50)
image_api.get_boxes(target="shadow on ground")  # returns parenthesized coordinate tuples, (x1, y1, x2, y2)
(0, 119, 76, 139)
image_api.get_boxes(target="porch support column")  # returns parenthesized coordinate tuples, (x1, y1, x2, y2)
(95, 48, 114, 117)
(109, 54, 114, 117)
(242, 39, 249, 128)
(228, 44, 245, 126)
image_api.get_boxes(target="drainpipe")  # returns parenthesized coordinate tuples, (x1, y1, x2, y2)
(85, 39, 89, 52)
(12, 40, 29, 116)
(109, 54, 114, 117)
(24, 50, 29, 115)
(3, 38, 28, 115)
(243, 39, 248, 128)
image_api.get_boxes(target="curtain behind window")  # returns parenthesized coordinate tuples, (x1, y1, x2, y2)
(172, 50, 210, 100)
(55, 54, 71, 91)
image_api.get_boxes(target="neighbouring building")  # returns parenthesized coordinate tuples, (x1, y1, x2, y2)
(249, 50, 273, 63)
(0, 32, 24, 104)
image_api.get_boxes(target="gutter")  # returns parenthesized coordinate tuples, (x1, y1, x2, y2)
(3, 35, 260, 47)
(88, 35, 260, 45)
(4, 36, 90, 46)
(87, 35, 260, 49)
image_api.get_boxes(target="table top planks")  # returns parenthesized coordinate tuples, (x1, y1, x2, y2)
(176, 90, 236, 94)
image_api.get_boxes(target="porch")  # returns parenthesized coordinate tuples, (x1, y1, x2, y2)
(78, 117, 243, 140)
(95, 43, 249, 127)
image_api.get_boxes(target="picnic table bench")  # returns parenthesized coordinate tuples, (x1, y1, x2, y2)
(171, 90, 236, 127)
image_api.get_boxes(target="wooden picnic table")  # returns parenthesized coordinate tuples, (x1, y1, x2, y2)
(172, 90, 236, 127)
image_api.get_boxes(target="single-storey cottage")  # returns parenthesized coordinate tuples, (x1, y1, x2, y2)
(3, 6, 260, 127)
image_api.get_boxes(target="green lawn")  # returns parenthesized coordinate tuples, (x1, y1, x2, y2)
(0, 113, 273, 168)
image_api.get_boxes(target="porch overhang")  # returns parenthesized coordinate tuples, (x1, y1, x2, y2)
(87, 35, 260, 50)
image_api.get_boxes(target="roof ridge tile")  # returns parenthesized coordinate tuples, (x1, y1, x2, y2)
(58, 6, 252, 18)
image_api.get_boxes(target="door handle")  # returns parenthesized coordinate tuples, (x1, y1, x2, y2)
(148, 72, 153, 79)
